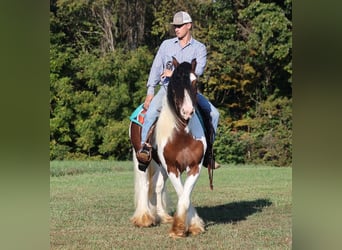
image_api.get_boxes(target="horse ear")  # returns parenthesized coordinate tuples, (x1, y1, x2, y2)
(172, 57, 179, 68)
(191, 59, 197, 74)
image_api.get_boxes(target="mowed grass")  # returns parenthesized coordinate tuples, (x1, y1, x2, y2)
(50, 161, 292, 249)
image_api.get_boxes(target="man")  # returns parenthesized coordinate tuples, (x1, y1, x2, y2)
(137, 11, 220, 169)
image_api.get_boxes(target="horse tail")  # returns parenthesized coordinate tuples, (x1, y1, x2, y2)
(133, 151, 140, 207)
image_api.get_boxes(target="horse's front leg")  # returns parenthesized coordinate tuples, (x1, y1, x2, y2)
(182, 171, 205, 236)
(187, 200, 205, 236)
(167, 171, 187, 238)
(169, 170, 205, 238)
(130, 152, 157, 227)
(182, 166, 205, 236)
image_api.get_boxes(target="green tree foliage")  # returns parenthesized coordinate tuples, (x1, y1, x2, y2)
(243, 95, 292, 166)
(238, 1, 292, 99)
(50, 20, 153, 159)
(151, 0, 200, 41)
(197, 0, 291, 117)
(215, 95, 292, 166)
(50, 0, 292, 166)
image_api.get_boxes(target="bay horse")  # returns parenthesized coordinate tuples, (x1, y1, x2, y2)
(129, 58, 207, 238)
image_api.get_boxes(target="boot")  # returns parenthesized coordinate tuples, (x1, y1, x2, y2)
(202, 116, 220, 169)
(136, 122, 156, 171)
(136, 142, 152, 171)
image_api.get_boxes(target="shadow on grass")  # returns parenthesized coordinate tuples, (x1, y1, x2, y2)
(196, 198, 272, 227)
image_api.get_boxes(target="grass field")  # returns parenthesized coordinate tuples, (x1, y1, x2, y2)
(50, 161, 292, 249)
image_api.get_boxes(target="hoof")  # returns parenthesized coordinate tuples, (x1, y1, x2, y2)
(160, 214, 173, 224)
(189, 217, 205, 235)
(130, 213, 156, 227)
(169, 231, 187, 238)
(188, 224, 205, 236)
(169, 214, 187, 238)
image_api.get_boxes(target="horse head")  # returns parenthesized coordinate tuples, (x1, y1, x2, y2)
(167, 58, 197, 125)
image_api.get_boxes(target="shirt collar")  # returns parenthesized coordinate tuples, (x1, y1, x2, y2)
(174, 36, 193, 46)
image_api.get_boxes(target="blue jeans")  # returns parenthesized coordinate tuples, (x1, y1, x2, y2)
(141, 87, 219, 144)
(196, 93, 219, 142)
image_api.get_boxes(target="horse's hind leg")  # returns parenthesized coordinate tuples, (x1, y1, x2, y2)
(153, 167, 173, 224)
(130, 152, 157, 227)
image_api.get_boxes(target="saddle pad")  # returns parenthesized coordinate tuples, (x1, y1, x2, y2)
(129, 104, 146, 126)
(129, 104, 205, 131)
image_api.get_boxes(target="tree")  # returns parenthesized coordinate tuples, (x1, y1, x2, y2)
(196, 0, 291, 120)
(238, 1, 292, 101)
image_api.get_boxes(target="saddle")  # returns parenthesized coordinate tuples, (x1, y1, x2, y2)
(129, 104, 158, 170)
(129, 104, 156, 149)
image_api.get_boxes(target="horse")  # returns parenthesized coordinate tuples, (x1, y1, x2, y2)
(129, 58, 207, 238)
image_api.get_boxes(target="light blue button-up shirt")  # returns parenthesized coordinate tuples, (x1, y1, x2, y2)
(146, 37, 207, 95)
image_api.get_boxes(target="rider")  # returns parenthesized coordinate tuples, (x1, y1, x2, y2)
(136, 11, 220, 169)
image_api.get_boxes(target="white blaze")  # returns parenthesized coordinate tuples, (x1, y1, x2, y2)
(180, 90, 194, 120)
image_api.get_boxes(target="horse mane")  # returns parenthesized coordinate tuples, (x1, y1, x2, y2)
(167, 60, 197, 128)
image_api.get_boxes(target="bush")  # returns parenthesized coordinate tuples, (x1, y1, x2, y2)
(98, 119, 132, 160)
(214, 124, 248, 164)
(214, 95, 292, 166)
(243, 95, 292, 166)
(50, 140, 71, 160)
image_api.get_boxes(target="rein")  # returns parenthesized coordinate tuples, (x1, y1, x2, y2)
(208, 163, 214, 190)
(173, 109, 188, 130)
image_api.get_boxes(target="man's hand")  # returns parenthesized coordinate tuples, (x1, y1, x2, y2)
(161, 69, 173, 78)
(143, 94, 154, 110)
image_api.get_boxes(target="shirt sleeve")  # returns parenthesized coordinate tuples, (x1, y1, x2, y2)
(146, 42, 166, 95)
(194, 42, 207, 77)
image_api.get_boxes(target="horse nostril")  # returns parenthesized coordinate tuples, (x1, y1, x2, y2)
(181, 107, 195, 119)
(181, 108, 185, 116)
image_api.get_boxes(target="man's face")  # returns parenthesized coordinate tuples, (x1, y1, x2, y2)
(174, 23, 191, 39)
